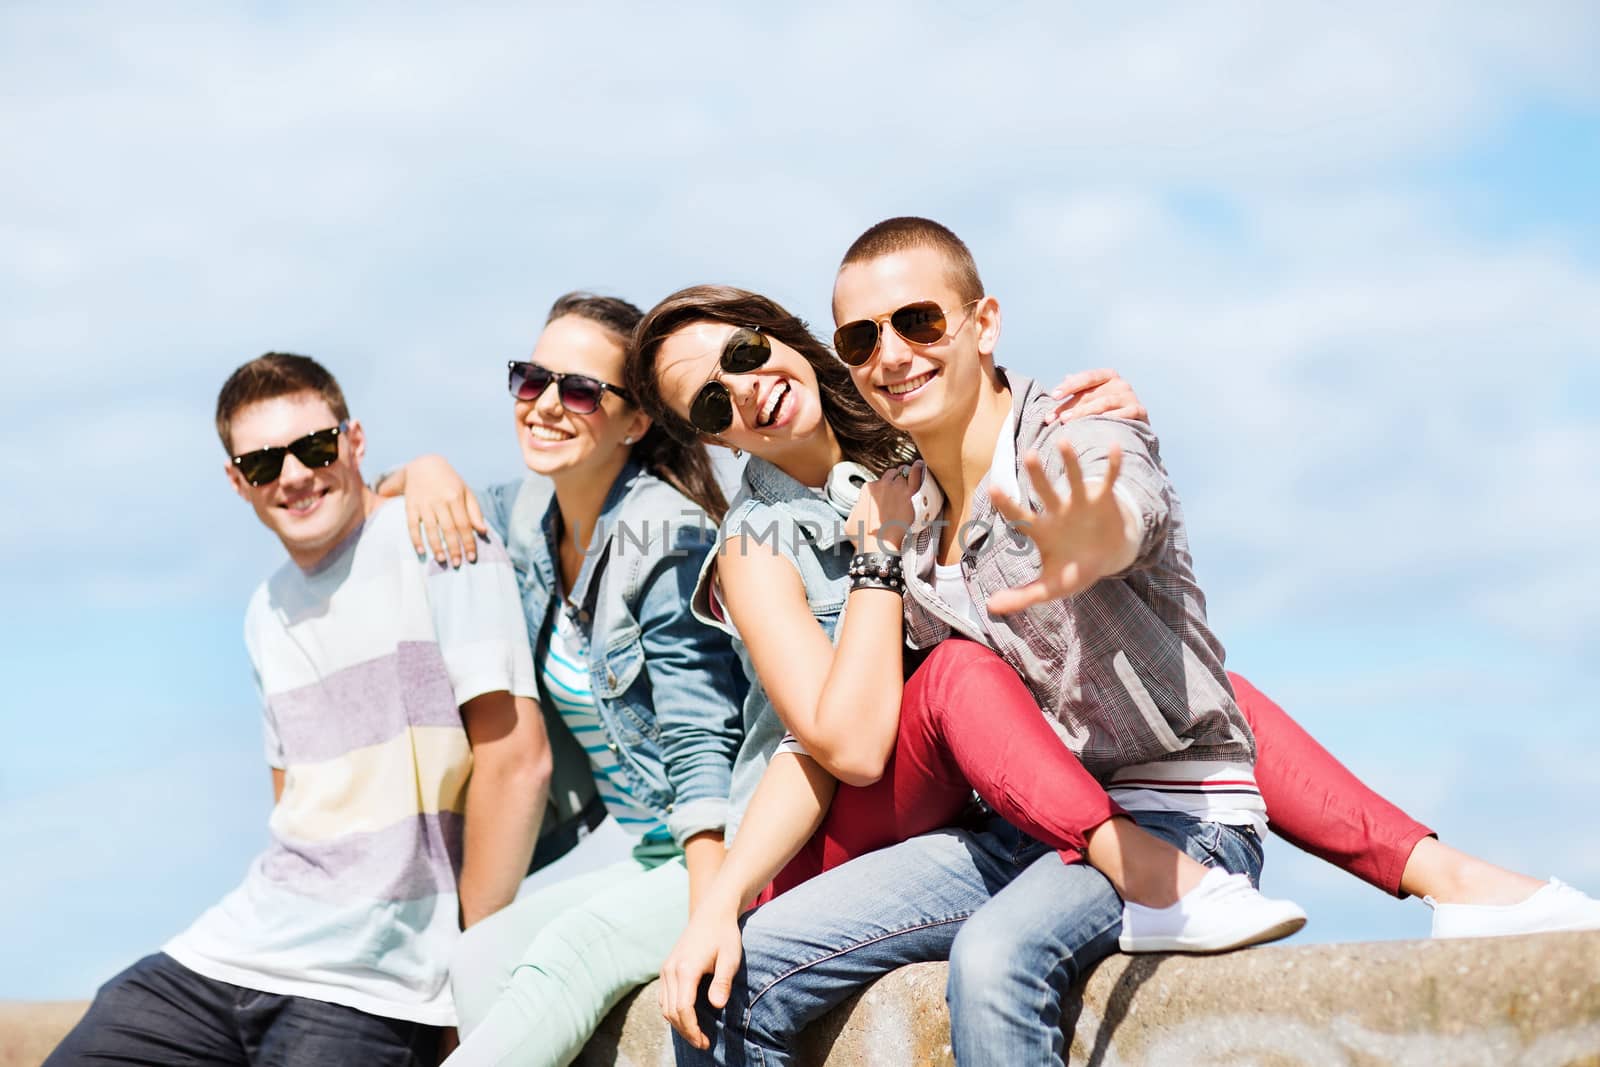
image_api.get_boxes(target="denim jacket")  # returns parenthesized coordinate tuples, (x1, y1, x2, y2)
(482, 461, 746, 847)
(690, 456, 854, 840)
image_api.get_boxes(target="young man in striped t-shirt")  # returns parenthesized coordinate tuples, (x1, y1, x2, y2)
(47, 354, 553, 1067)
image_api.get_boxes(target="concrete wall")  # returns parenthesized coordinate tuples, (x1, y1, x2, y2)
(8, 931, 1600, 1066)
(0, 1003, 84, 1067)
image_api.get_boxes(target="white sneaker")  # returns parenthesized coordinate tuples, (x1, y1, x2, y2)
(1118, 867, 1307, 954)
(1428, 878, 1600, 939)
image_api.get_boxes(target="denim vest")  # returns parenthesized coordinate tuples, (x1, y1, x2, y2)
(691, 456, 855, 841)
(483, 461, 746, 848)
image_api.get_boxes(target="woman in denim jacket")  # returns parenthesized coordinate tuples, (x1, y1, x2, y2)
(380, 292, 744, 1067)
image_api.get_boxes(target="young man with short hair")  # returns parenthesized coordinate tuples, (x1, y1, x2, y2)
(47, 353, 552, 1066)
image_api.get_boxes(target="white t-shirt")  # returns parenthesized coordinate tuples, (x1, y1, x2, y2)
(165, 502, 537, 1026)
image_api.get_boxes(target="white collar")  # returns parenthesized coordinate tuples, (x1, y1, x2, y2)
(911, 409, 1018, 528)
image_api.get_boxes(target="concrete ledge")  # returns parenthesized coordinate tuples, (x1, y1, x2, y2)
(8, 932, 1600, 1066)
(578, 930, 1600, 1066)
(0, 1002, 85, 1067)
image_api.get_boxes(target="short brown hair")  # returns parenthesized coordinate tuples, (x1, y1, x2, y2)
(837, 216, 985, 306)
(215, 353, 349, 453)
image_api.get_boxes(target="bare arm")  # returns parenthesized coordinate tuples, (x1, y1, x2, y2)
(717, 542, 893, 786)
(457, 691, 552, 928)
(271, 768, 284, 804)
(705, 753, 836, 914)
(804, 464, 924, 784)
(659, 752, 838, 1048)
(682, 831, 727, 914)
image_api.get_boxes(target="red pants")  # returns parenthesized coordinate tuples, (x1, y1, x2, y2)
(1230, 673, 1433, 896)
(767, 640, 1433, 902)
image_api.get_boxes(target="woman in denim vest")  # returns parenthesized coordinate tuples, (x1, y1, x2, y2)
(625, 285, 1598, 1061)
(380, 293, 745, 1067)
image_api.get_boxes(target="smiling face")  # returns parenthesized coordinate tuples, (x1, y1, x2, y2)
(224, 391, 370, 569)
(654, 319, 830, 465)
(514, 314, 650, 481)
(832, 244, 1001, 446)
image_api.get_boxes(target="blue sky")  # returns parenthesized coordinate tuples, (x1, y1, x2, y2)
(3, 3, 1598, 999)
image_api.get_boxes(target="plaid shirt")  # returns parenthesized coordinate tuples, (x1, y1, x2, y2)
(900, 370, 1254, 782)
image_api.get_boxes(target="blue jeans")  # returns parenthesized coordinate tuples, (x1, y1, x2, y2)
(674, 810, 1263, 1067)
(44, 953, 440, 1066)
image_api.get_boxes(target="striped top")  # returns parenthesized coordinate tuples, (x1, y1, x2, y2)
(164, 501, 536, 1026)
(541, 608, 672, 846)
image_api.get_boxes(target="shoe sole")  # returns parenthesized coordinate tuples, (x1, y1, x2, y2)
(1119, 913, 1307, 955)
(1432, 914, 1600, 939)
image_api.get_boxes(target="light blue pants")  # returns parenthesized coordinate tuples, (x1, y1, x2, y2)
(444, 839, 686, 1067)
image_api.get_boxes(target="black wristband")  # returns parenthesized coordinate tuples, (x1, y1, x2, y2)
(849, 551, 904, 594)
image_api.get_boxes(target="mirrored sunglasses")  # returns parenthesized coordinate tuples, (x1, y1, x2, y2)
(688, 328, 773, 435)
(831, 299, 981, 367)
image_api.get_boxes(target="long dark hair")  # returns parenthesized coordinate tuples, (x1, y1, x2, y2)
(547, 292, 727, 521)
(628, 285, 913, 521)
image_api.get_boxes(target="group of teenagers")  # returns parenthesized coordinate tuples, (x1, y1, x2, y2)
(50, 216, 1600, 1067)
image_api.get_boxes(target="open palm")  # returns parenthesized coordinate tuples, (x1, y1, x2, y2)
(986, 439, 1131, 615)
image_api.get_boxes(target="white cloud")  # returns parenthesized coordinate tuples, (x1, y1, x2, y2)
(987, 181, 1600, 660)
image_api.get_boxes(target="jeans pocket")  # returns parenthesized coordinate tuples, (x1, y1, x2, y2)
(1010, 830, 1052, 869)
(1203, 824, 1264, 885)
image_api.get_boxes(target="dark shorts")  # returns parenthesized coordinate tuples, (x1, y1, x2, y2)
(44, 952, 440, 1067)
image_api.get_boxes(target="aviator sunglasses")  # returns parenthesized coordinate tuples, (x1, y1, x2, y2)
(688, 328, 772, 435)
(831, 298, 982, 367)
(507, 360, 634, 414)
(231, 422, 348, 487)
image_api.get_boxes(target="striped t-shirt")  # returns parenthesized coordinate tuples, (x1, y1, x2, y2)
(541, 607, 672, 846)
(164, 500, 536, 1026)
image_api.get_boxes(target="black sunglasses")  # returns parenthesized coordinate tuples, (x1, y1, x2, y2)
(507, 361, 633, 414)
(231, 422, 348, 487)
(688, 328, 772, 435)
(831, 299, 982, 367)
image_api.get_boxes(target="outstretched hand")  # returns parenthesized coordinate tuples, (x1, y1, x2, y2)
(658, 899, 746, 1050)
(985, 439, 1134, 615)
